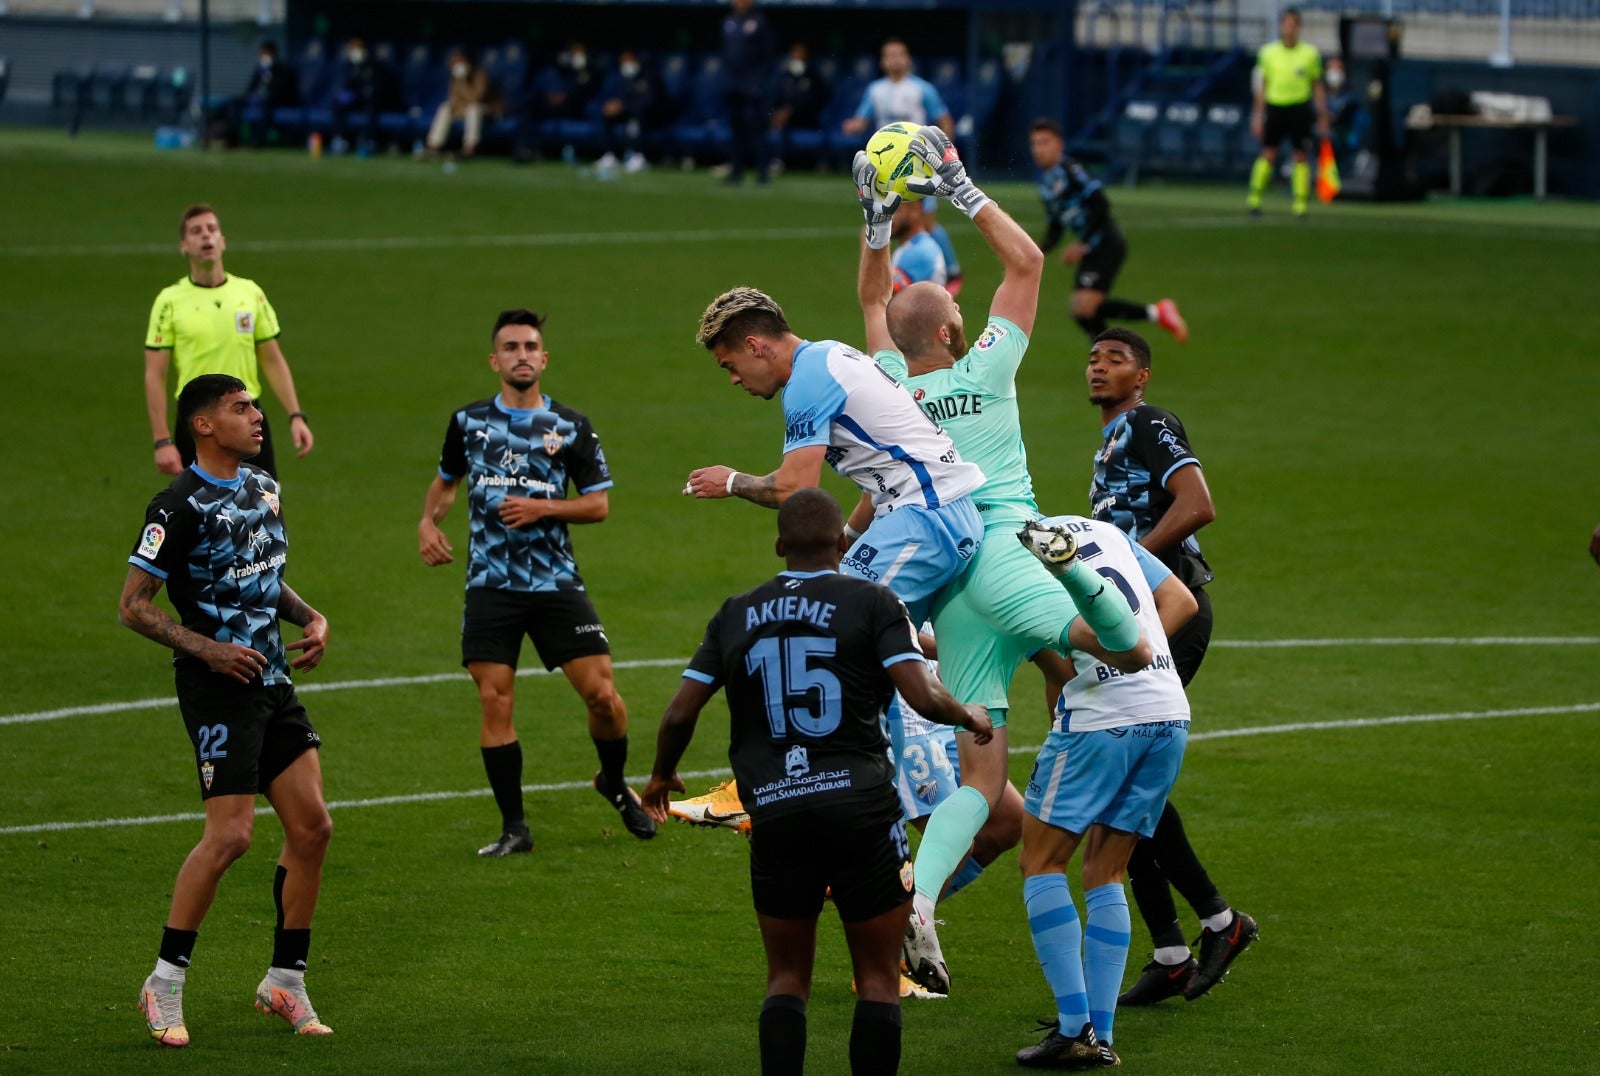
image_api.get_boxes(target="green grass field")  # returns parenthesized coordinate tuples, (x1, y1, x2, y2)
(1, 128, 1598, 1074)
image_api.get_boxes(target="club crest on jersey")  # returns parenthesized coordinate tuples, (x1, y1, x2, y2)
(975, 324, 1008, 352)
(259, 490, 280, 516)
(899, 859, 915, 892)
(200, 760, 215, 790)
(785, 745, 810, 779)
(234, 311, 254, 334)
(542, 429, 565, 457)
(137, 523, 166, 559)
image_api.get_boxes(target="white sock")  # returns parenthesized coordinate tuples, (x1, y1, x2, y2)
(267, 966, 305, 988)
(913, 891, 937, 924)
(1146, 304, 1159, 321)
(153, 958, 187, 982)
(1152, 945, 1191, 966)
(1202, 909, 1235, 933)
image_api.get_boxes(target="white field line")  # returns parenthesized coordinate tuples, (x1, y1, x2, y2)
(5, 636, 1593, 728)
(3, 701, 1595, 836)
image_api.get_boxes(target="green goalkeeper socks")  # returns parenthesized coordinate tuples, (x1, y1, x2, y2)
(1057, 559, 1142, 654)
(913, 785, 990, 902)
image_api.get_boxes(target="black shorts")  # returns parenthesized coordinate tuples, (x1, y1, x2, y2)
(1075, 235, 1127, 294)
(175, 666, 320, 800)
(749, 796, 913, 923)
(178, 411, 277, 479)
(461, 587, 612, 671)
(1169, 585, 1213, 688)
(1263, 103, 1315, 153)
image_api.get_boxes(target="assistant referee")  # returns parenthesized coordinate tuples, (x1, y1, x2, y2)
(1247, 8, 1330, 217)
(144, 204, 313, 477)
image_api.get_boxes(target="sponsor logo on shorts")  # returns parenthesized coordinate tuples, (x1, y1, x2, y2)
(137, 523, 166, 560)
(200, 760, 215, 790)
(956, 537, 976, 560)
(843, 543, 880, 579)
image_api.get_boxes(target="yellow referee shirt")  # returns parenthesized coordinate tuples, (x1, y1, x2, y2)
(1256, 40, 1322, 107)
(145, 274, 281, 399)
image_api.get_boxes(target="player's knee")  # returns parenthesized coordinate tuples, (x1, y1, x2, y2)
(1069, 293, 1101, 320)
(288, 808, 333, 860)
(205, 825, 254, 865)
(583, 683, 623, 725)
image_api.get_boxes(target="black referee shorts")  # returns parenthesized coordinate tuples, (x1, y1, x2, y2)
(749, 796, 913, 923)
(460, 587, 612, 671)
(1263, 102, 1315, 154)
(175, 665, 321, 800)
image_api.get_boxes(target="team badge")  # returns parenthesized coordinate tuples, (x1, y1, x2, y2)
(899, 859, 915, 893)
(137, 523, 166, 560)
(200, 761, 215, 790)
(235, 310, 254, 334)
(260, 490, 280, 516)
(542, 429, 565, 457)
(785, 745, 810, 779)
(913, 388, 926, 401)
(975, 324, 1008, 352)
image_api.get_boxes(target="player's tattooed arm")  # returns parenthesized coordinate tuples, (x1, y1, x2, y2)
(278, 583, 328, 671)
(685, 446, 825, 508)
(118, 568, 270, 683)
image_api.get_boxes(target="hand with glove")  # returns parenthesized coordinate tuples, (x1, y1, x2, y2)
(853, 149, 903, 250)
(904, 126, 992, 220)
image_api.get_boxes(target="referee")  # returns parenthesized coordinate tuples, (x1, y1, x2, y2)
(1247, 8, 1330, 217)
(642, 488, 991, 1075)
(144, 204, 313, 478)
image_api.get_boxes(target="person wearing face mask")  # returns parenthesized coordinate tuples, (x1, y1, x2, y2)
(232, 41, 297, 147)
(426, 49, 501, 159)
(766, 42, 828, 176)
(595, 49, 668, 174)
(332, 37, 392, 155)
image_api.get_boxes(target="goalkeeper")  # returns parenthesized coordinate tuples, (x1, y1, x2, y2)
(856, 127, 1167, 996)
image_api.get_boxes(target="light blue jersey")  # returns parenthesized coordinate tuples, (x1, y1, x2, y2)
(892, 232, 948, 291)
(855, 75, 948, 128)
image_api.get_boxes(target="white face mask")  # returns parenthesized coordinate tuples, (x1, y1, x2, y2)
(1326, 69, 1345, 91)
(570, 52, 587, 70)
(787, 58, 806, 76)
(259, 55, 273, 68)
(348, 49, 366, 64)
(620, 61, 641, 79)
(452, 62, 469, 79)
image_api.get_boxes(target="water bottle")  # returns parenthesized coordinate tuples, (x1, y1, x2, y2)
(308, 131, 323, 158)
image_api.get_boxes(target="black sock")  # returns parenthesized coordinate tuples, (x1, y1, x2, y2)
(1074, 314, 1107, 339)
(593, 734, 628, 794)
(849, 999, 902, 1075)
(158, 926, 198, 970)
(1127, 836, 1184, 948)
(759, 994, 807, 1076)
(1149, 802, 1229, 920)
(481, 741, 525, 831)
(272, 928, 311, 971)
(1099, 298, 1151, 322)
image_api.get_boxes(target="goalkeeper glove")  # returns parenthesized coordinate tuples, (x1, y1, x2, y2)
(904, 127, 992, 220)
(853, 149, 903, 250)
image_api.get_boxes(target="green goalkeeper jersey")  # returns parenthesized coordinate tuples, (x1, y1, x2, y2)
(875, 315, 1038, 526)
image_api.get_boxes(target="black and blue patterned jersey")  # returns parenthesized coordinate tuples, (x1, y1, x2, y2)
(1036, 156, 1122, 254)
(438, 393, 613, 593)
(1090, 404, 1214, 589)
(128, 463, 292, 685)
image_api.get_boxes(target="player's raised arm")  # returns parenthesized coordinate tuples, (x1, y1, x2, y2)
(854, 150, 900, 357)
(684, 445, 826, 508)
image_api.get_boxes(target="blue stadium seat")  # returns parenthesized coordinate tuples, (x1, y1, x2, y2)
(1152, 101, 1200, 173)
(1110, 99, 1159, 185)
(122, 63, 163, 117)
(1196, 102, 1244, 175)
(271, 40, 334, 136)
(0, 57, 9, 108)
(52, 60, 93, 111)
(667, 54, 729, 162)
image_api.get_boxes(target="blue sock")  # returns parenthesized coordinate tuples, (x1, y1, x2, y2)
(913, 785, 988, 902)
(1083, 883, 1132, 1044)
(945, 855, 985, 897)
(1023, 873, 1089, 1037)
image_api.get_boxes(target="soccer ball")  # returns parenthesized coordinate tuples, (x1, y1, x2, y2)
(865, 122, 934, 203)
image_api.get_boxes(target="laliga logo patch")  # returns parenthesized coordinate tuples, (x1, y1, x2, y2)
(200, 760, 215, 790)
(975, 324, 1008, 352)
(138, 523, 166, 560)
(899, 859, 915, 892)
(234, 310, 254, 334)
(259, 490, 280, 516)
(542, 429, 565, 457)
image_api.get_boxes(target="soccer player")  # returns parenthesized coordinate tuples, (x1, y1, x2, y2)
(1012, 514, 1197, 1070)
(842, 39, 964, 291)
(1028, 118, 1187, 343)
(145, 204, 313, 478)
(119, 373, 334, 1047)
(684, 288, 983, 629)
(1247, 7, 1331, 217)
(890, 207, 951, 294)
(641, 488, 993, 1075)
(1084, 327, 1258, 1005)
(856, 127, 1150, 995)
(418, 308, 655, 857)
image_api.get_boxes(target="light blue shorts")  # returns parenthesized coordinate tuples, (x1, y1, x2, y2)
(895, 725, 962, 821)
(1023, 720, 1189, 838)
(843, 496, 982, 625)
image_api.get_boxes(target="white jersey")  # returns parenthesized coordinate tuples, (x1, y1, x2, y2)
(854, 75, 948, 128)
(1042, 515, 1190, 733)
(894, 623, 944, 736)
(783, 339, 983, 516)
